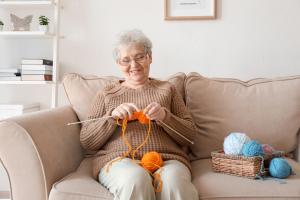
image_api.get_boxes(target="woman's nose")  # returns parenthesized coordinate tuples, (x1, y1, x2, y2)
(129, 59, 138, 66)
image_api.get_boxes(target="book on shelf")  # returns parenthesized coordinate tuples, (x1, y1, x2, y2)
(0, 68, 20, 73)
(21, 64, 53, 71)
(0, 108, 40, 119)
(0, 103, 40, 120)
(21, 59, 53, 66)
(0, 72, 21, 77)
(0, 102, 40, 110)
(0, 68, 21, 79)
(21, 70, 52, 75)
(0, 76, 22, 81)
(21, 74, 52, 81)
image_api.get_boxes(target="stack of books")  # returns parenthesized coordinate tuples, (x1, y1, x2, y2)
(0, 103, 40, 120)
(21, 59, 53, 81)
(0, 68, 21, 81)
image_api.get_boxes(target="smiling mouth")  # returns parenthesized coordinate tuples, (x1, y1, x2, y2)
(130, 70, 141, 73)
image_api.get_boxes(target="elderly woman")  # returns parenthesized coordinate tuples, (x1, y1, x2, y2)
(80, 29, 198, 200)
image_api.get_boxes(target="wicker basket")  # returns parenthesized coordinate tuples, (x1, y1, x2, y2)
(211, 150, 284, 179)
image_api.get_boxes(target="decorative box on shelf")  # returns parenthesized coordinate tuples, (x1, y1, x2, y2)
(0, 103, 40, 120)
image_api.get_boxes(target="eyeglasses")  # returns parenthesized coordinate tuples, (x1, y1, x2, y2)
(118, 53, 148, 67)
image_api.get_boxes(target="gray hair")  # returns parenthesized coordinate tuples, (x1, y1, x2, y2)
(113, 29, 152, 61)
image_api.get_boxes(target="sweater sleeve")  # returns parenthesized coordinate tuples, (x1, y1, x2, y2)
(158, 85, 196, 146)
(80, 91, 117, 151)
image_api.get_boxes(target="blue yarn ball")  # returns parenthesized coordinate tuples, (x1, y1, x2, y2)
(223, 132, 251, 155)
(242, 140, 264, 157)
(269, 158, 292, 179)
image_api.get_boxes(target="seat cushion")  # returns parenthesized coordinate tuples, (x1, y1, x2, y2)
(62, 72, 186, 121)
(49, 158, 113, 200)
(185, 72, 300, 160)
(192, 158, 300, 200)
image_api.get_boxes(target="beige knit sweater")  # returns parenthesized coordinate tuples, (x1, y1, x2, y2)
(80, 79, 196, 178)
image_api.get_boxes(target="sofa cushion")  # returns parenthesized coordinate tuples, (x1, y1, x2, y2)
(62, 72, 186, 121)
(192, 158, 300, 200)
(185, 72, 300, 160)
(62, 73, 119, 121)
(49, 158, 113, 200)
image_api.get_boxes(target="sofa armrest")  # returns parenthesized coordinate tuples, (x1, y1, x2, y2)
(0, 105, 83, 200)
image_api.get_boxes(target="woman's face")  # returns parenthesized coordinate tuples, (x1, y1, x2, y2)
(117, 43, 152, 85)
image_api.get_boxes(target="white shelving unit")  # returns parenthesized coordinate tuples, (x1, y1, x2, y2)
(0, 31, 55, 38)
(0, 0, 61, 108)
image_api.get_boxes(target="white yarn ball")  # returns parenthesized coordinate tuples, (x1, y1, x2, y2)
(223, 132, 251, 155)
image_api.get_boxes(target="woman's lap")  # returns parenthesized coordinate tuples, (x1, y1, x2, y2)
(99, 158, 198, 200)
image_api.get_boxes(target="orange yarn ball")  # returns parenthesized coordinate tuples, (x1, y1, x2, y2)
(141, 151, 163, 173)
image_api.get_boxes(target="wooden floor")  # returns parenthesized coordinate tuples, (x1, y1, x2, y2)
(0, 191, 10, 200)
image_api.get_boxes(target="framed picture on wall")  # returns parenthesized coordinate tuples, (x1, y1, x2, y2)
(164, 0, 216, 20)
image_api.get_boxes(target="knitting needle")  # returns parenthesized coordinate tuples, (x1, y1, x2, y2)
(157, 120, 194, 145)
(67, 116, 194, 145)
(67, 116, 114, 125)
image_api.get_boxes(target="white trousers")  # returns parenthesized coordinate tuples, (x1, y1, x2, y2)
(99, 158, 199, 200)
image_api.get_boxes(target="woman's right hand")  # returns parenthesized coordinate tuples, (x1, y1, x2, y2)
(112, 103, 140, 119)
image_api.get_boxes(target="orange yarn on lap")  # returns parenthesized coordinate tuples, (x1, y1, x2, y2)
(141, 151, 163, 173)
(141, 151, 164, 192)
(106, 111, 164, 192)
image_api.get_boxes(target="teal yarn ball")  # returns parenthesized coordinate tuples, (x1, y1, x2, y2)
(269, 158, 292, 179)
(223, 132, 251, 155)
(242, 140, 264, 157)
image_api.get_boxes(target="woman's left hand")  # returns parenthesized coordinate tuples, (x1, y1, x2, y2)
(143, 102, 166, 121)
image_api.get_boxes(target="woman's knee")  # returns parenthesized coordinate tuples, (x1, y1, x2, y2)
(119, 165, 152, 187)
(99, 159, 156, 199)
(117, 166, 156, 199)
(156, 160, 198, 199)
(159, 160, 191, 181)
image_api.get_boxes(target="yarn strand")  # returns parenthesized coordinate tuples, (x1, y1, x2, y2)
(120, 118, 133, 158)
(131, 118, 152, 159)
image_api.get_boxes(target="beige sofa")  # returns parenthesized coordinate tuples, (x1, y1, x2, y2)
(1, 72, 300, 200)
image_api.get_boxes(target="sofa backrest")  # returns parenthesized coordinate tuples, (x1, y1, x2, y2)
(63, 72, 300, 161)
(62, 72, 186, 121)
(186, 72, 300, 160)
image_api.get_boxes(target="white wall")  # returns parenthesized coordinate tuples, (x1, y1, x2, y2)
(59, 0, 300, 78)
(0, 0, 300, 190)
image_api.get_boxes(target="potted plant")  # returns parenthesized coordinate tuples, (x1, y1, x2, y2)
(0, 20, 4, 31)
(38, 15, 49, 32)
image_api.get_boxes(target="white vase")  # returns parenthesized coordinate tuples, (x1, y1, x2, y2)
(39, 25, 49, 33)
(0, 25, 3, 31)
